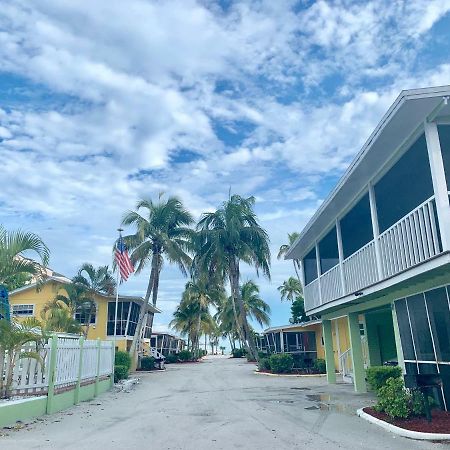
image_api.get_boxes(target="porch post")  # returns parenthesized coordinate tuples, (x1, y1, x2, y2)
(322, 320, 336, 383)
(391, 303, 405, 373)
(347, 313, 367, 393)
(335, 219, 346, 294)
(424, 121, 450, 251)
(368, 181, 383, 280)
(280, 330, 285, 353)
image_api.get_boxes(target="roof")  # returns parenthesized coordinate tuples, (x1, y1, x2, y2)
(9, 269, 161, 314)
(263, 320, 322, 333)
(151, 332, 184, 340)
(286, 85, 450, 259)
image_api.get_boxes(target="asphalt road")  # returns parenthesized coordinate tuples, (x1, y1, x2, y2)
(0, 356, 446, 449)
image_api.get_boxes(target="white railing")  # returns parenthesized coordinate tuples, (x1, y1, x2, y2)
(304, 196, 443, 312)
(304, 277, 321, 309)
(3, 336, 114, 397)
(339, 348, 353, 382)
(3, 343, 51, 396)
(320, 264, 343, 303)
(379, 197, 440, 278)
(343, 240, 378, 294)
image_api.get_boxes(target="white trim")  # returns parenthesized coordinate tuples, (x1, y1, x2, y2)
(11, 303, 35, 317)
(357, 408, 450, 441)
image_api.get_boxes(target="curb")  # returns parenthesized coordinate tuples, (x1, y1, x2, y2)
(254, 371, 327, 378)
(357, 408, 450, 441)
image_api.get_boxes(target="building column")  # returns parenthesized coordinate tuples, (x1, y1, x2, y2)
(348, 313, 367, 393)
(424, 121, 450, 251)
(315, 243, 322, 305)
(391, 303, 405, 373)
(322, 320, 336, 383)
(280, 330, 285, 353)
(368, 181, 383, 280)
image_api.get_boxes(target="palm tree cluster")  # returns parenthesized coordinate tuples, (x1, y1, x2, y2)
(121, 193, 272, 361)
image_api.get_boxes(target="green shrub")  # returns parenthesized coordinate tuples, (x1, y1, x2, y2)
(257, 351, 268, 359)
(313, 358, 326, 374)
(140, 356, 155, 371)
(366, 366, 402, 392)
(166, 354, 179, 363)
(375, 377, 410, 419)
(269, 354, 294, 374)
(258, 358, 271, 371)
(178, 350, 192, 361)
(114, 365, 129, 383)
(231, 348, 245, 358)
(115, 351, 131, 371)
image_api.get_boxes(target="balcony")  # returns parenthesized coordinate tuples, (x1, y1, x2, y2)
(304, 195, 442, 312)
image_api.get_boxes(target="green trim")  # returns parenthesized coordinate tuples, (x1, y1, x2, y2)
(348, 313, 367, 393)
(391, 303, 405, 370)
(74, 336, 84, 405)
(0, 396, 47, 428)
(322, 320, 336, 383)
(46, 334, 58, 414)
(94, 338, 101, 397)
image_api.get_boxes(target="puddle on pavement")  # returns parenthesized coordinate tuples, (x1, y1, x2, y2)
(304, 393, 353, 414)
(306, 394, 331, 402)
(290, 387, 311, 391)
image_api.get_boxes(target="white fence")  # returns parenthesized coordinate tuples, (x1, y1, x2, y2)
(2, 335, 114, 397)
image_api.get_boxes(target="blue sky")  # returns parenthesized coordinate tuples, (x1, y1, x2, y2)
(1, 0, 450, 336)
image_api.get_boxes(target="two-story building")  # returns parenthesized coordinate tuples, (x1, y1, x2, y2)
(286, 86, 450, 410)
(8, 267, 160, 353)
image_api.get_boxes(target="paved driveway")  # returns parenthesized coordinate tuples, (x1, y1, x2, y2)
(0, 356, 446, 449)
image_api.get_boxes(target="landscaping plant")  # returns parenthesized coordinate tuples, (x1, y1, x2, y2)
(258, 358, 271, 371)
(231, 348, 246, 358)
(115, 351, 132, 371)
(313, 358, 326, 374)
(114, 365, 129, 383)
(165, 354, 179, 363)
(140, 356, 155, 371)
(269, 354, 294, 374)
(178, 350, 193, 361)
(366, 365, 402, 392)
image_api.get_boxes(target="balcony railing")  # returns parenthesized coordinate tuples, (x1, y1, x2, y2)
(305, 195, 443, 312)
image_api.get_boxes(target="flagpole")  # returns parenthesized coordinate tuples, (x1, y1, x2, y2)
(113, 228, 123, 349)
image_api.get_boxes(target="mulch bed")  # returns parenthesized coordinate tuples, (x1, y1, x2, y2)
(364, 407, 450, 434)
(257, 369, 324, 375)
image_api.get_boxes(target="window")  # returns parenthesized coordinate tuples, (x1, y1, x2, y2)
(425, 287, 450, 361)
(12, 304, 34, 316)
(374, 133, 433, 232)
(107, 301, 131, 336)
(438, 125, 450, 189)
(340, 193, 373, 258)
(127, 302, 141, 336)
(319, 226, 339, 274)
(74, 302, 96, 325)
(394, 299, 416, 361)
(303, 247, 318, 285)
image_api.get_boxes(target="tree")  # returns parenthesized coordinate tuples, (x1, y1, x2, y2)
(240, 280, 271, 329)
(72, 263, 116, 336)
(278, 276, 303, 302)
(121, 196, 194, 362)
(196, 195, 271, 360)
(0, 318, 47, 398)
(277, 232, 301, 281)
(290, 297, 309, 324)
(2, 273, 32, 292)
(0, 226, 50, 288)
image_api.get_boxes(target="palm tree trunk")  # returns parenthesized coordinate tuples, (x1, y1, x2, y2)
(129, 253, 158, 367)
(229, 258, 258, 360)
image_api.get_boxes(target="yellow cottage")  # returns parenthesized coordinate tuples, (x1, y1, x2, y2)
(8, 269, 160, 353)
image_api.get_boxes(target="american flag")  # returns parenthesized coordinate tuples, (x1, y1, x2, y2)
(115, 236, 134, 282)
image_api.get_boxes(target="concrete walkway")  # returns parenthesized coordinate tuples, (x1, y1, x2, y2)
(0, 356, 446, 449)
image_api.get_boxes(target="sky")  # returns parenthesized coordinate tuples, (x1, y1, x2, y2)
(1, 0, 450, 336)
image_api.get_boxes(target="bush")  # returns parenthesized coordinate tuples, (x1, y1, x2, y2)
(114, 365, 129, 383)
(115, 351, 131, 371)
(140, 356, 155, 371)
(366, 366, 402, 392)
(375, 377, 410, 419)
(231, 348, 246, 358)
(166, 354, 179, 364)
(258, 358, 271, 371)
(178, 350, 192, 361)
(313, 358, 326, 374)
(269, 354, 294, 374)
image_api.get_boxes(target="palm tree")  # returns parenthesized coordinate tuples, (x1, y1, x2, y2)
(121, 196, 194, 360)
(240, 280, 271, 328)
(40, 284, 87, 335)
(196, 194, 271, 360)
(72, 263, 116, 336)
(278, 276, 303, 302)
(277, 232, 301, 281)
(0, 226, 50, 290)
